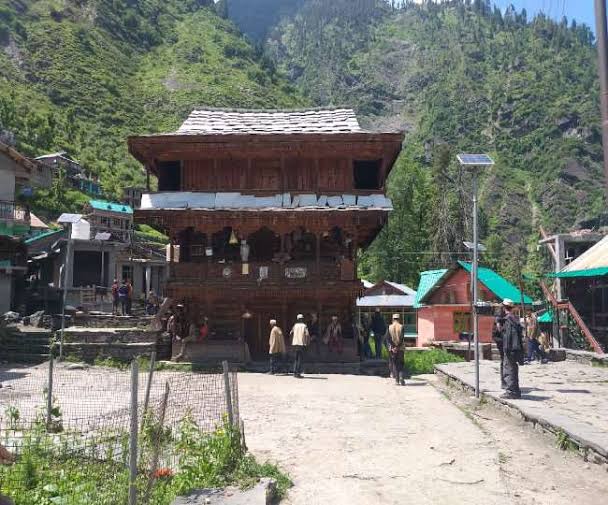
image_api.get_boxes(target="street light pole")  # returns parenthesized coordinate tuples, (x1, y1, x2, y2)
(472, 173, 480, 399)
(457, 154, 494, 400)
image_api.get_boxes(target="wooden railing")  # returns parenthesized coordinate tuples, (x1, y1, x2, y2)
(541, 281, 604, 353)
(169, 260, 354, 284)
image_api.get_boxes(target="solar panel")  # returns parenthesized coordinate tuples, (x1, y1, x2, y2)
(463, 241, 487, 252)
(457, 154, 495, 166)
(57, 213, 83, 224)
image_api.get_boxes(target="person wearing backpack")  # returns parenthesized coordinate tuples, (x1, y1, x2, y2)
(500, 299, 524, 399)
(118, 280, 129, 316)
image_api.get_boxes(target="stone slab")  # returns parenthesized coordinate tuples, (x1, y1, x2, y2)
(172, 478, 275, 505)
(435, 360, 608, 462)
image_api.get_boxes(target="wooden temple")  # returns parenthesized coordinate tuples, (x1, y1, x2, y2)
(129, 109, 403, 362)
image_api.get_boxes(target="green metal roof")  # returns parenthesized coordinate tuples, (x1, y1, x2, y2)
(414, 268, 449, 308)
(458, 261, 533, 305)
(537, 311, 553, 323)
(89, 199, 133, 214)
(24, 229, 63, 245)
(547, 267, 608, 279)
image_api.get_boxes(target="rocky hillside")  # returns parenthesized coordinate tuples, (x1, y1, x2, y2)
(252, 0, 606, 283)
(0, 0, 302, 204)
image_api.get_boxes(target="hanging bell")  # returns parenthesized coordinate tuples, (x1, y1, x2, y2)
(229, 229, 239, 245)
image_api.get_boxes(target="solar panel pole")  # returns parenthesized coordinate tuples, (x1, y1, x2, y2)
(59, 228, 73, 361)
(472, 173, 480, 399)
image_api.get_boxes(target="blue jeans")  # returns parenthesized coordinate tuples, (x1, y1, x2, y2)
(527, 339, 546, 361)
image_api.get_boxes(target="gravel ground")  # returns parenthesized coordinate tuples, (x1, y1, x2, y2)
(238, 372, 608, 505)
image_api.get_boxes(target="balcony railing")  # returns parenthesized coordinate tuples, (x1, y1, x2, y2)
(0, 201, 29, 222)
(169, 260, 355, 284)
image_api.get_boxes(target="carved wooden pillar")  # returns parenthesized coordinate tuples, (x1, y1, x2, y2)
(315, 232, 321, 278)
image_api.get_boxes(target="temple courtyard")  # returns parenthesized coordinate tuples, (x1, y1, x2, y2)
(2, 361, 608, 503)
(239, 367, 608, 505)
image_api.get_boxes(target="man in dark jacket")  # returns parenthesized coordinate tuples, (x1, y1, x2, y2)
(492, 305, 507, 390)
(370, 308, 386, 359)
(501, 299, 523, 399)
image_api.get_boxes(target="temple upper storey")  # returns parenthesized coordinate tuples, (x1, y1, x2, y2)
(128, 108, 404, 196)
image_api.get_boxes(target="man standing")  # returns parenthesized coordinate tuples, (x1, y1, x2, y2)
(290, 314, 309, 378)
(111, 279, 119, 315)
(501, 299, 524, 399)
(370, 308, 386, 359)
(268, 319, 286, 374)
(118, 279, 129, 316)
(324, 315, 343, 354)
(492, 305, 507, 390)
(386, 314, 406, 385)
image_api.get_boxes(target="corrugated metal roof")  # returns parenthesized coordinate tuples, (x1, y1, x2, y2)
(414, 269, 449, 308)
(89, 199, 133, 215)
(458, 261, 533, 304)
(562, 235, 608, 272)
(356, 294, 416, 308)
(24, 229, 63, 245)
(140, 192, 393, 211)
(177, 108, 363, 135)
(385, 281, 416, 296)
(549, 267, 608, 278)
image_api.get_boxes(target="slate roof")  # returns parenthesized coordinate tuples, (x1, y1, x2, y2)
(176, 108, 363, 135)
(140, 192, 392, 211)
(89, 199, 134, 215)
(356, 294, 416, 308)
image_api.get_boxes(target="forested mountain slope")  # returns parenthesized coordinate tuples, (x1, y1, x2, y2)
(0, 0, 301, 205)
(256, 0, 606, 283)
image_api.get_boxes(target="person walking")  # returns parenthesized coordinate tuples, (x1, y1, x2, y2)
(126, 278, 133, 315)
(370, 308, 386, 359)
(385, 314, 407, 385)
(290, 314, 310, 378)
(268, 319, 286, 374)
(324, 315, 343, 354)
(501, 299, 524, 399)
(493, 305, 507, 390)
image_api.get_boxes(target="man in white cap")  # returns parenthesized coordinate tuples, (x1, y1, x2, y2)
(290, 314, 310, 378)
(500, 298, 523, 399)
(386, 313, 406, 385)
(268, 319, 285, 374)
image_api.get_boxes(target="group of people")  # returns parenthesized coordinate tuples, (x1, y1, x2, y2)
(111, 279, 132, 316)
(493, 298, 554, 399)
(167, 304, 209, 361)
(268, 312, 408, 384)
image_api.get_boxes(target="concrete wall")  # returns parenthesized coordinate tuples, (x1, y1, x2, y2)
(0, 273, 12, 313)
(417, 305, 495, 347)
(0, 154, 17, 202)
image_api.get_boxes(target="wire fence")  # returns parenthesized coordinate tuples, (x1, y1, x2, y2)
(0, 354, 240, 505)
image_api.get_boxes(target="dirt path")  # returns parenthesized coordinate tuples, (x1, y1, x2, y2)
(238, 373, 608, 505)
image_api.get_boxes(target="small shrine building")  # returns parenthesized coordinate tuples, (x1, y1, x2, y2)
(129, 108, 403, 361)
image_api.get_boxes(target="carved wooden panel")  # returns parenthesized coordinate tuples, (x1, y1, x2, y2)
(318, 158, 350, 191)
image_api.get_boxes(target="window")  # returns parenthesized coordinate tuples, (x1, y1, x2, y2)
(121, 265, 133, 283)
(353, 160, 381, 190)
(158, 161, 181, 191)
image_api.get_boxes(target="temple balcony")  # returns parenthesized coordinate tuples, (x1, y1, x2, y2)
(168, 259, 356, 285)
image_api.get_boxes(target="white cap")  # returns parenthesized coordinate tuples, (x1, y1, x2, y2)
(297, 314, 304, 320)
(269, 319, 277, 325)
(502, 298, 515, 307)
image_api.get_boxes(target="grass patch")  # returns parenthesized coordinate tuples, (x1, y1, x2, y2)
(404, 348, 464, 376)
(0, 417, 291, 505)
(368, 341, 464, 375)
